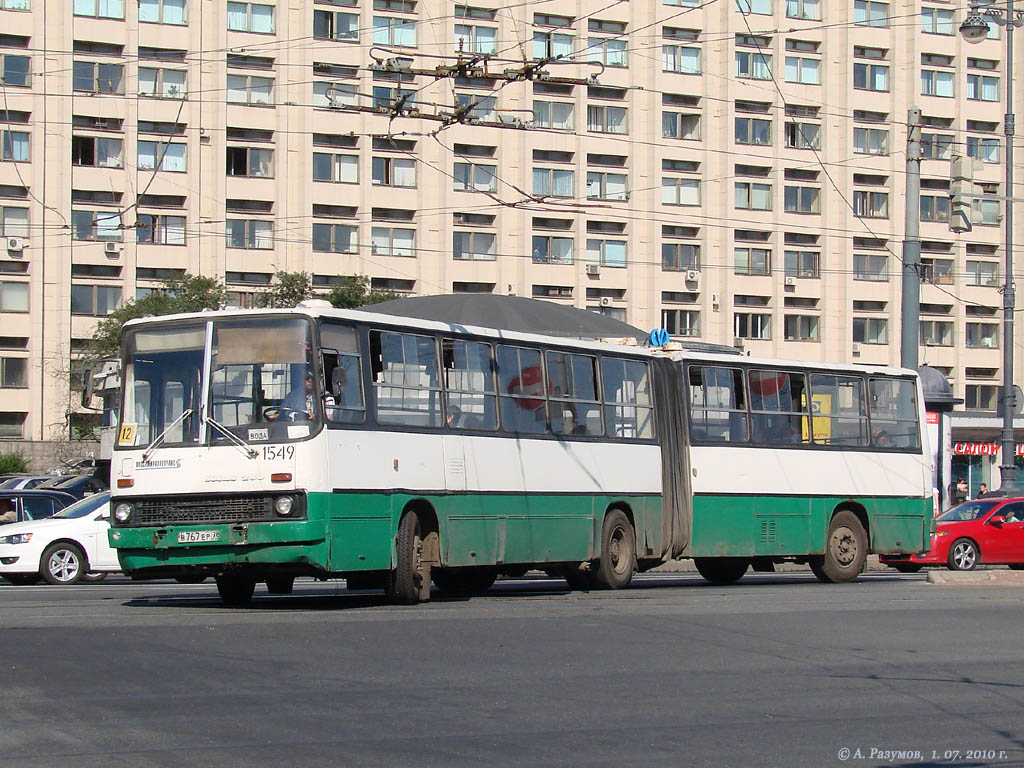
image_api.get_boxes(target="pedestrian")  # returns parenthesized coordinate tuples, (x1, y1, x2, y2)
(953, 477, 969, 504)
(978, 482, 989, 497)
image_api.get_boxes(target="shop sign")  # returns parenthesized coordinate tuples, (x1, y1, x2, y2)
(952, 442, 1024, 456)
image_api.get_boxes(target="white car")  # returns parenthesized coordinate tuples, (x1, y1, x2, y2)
(0, 492, 119, 585)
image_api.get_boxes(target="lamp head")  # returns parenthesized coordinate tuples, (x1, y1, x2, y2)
(960, 13, 990, 43)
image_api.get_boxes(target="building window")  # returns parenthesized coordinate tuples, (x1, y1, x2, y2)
(0, 357, 26, 388)
(226, 74, 273, 105)
(661, 177, 700, 206)
(785, 56, 820, 85)
(137, 140, 186, 172)
(139, 0, 186, 24)
(966, 260, 999, 287)
(455, 93, 496, 121)
(371, 226, 415, 256)
(0, 412, 25, 438)
(786, 0, 819, 20)
(967, 74, 999, 101)
(227, 1, 274, 33)
(0, 55, 29, 88)
(965, 385, 998, 410)
(920, 194, 949, 223)
(735, 51, 771, 80)
(853, 126, 888, 155)
(919, 320, 953, 346)
(973, 197, 1001, 225)
(587, 105, 627, 134)
(735, 312, 771, 340)
(532, 235, 573, 264)
(533, 30, 573, 60)
(314, 81, 358, 109)
(370, 156, 416, 188)
(735, 247, 771, 275)
(452, 161, 495, 192)
(663, 309, 700, 336)
(735, 182, 772, 211)
(73, 0, 123, 18)
(735, 117, 771, 145)
(735, 0, 772, 14)
(137, 214, 184, 245)
(853, 317, 887, 344)
(312, 223, 358, 253)
(313, 152, 358, 183)
(455, 23, 496, 54)
(854, 62, 888, 91)
(373, 16, 416, 47)
(0, 0, 30, 10)
(0, 281, 28, 312)
(71, 284, 121, 316)
(0, 207, 27, 237)
(784, 315, 819, 341)
(453, 231, 496, 260)
(226, 219, 273, 249)
(921, 7, 953, 34)
(533, 100, 573, 130)
(967, 136, 999, 164)
(586, 239, 627, 268)
(663, 45, 700, 74)
(72, 210, 122, 241)
(785, 250, 819, 278)
(72, 61, 124, 94)
(921, 257, 953, 284)
(587, 37, 627, 67)
(785, 121, 820, 150)
(921, 69, 954, 98)
(663, 111, 700, 140)
(854, 0, 888, 26)
(853, 190, 889, 218)
(966, 322, 999, 348)
(315, 10, 359, 41)
(662, 243, 699, 271)
(784, 185, 820, 214)
(587, 171, 628, 201)
(138, 67, 186, 98)
(226, 146, 272, 178)
(532, 167, 574, 197)
(0, 129, 27, 163)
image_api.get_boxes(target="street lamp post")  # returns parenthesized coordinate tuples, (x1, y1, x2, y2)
(961, 2, 1024, 493)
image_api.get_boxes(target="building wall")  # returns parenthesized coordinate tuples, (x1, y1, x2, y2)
(0, 0, 1018, 439)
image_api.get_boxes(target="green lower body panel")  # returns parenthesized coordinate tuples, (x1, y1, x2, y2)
(690, 494, 931, 558)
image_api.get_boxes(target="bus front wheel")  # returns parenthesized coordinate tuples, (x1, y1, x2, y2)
(694, 557, 749, 585)
(216, 575, 256, 605)
(810, 510, 868, 584)
(593, 510, 636, 589)
(387, 511, 429, 605)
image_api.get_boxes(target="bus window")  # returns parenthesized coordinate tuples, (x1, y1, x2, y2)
(869, 377, 921, 450)
(748, 370, 809, 445)
(602, 358, 654, 439)
(809, 374, 869, 447)
(321, 323, 365, 425)
(688, 366, 748, 442)
(546, 351, 601, 436)
(370, 331, 442, 427)
(496, 345, 548, 434)
(442, 339, 497, 430)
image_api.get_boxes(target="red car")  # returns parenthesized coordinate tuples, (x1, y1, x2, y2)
(881, 497, 1024, 572)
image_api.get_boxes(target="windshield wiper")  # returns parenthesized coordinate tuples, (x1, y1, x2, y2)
(141, 409, 194, 462)
(205, 416, 259, 459)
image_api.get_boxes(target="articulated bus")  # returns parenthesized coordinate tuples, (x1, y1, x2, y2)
(108, 306, 932, 604)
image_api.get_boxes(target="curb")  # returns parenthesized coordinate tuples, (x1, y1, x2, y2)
(926, 570, 1024, 586)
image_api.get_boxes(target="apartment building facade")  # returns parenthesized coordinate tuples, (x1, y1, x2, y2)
(0, 0, 1020, 474)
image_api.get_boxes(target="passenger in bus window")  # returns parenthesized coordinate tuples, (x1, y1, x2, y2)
(872, 428, 891, 447)
(446, 404, 462, 428)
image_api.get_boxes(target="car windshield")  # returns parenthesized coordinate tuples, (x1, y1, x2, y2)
(53, 493, 109, 519)
(937, 500, 999, 523)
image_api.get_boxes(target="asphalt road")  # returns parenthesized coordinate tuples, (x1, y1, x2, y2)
(2, 571, 1023, 768)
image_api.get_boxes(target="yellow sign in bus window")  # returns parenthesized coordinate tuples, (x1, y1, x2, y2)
(117, 423, 137, 446)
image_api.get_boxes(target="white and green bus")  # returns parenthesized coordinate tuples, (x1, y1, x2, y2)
(108, 306, 932, 604)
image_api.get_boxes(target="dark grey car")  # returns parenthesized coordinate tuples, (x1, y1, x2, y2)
(0, 490, 78, 525)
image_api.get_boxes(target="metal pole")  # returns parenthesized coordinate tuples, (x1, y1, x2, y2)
(999, 0, 1017, 492)
(902, 107, 922, 370)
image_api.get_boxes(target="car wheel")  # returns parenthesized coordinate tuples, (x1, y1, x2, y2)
(1008, 564, 1024, 571)
(891, 564, 923, 574)
(80, 572, 108, 583)
(947, 539, 979, 571)
(41, 543, 87, 585)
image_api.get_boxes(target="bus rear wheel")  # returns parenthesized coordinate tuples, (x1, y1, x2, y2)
(432, 566, 497, 596)
(593, 510, 636, 589)
(216, 575, 256, 605)
(265, 576, 295, 595)
(694, 557, 749, 585)
(386, 511, 428, 605)
(810, 510, 868, 583)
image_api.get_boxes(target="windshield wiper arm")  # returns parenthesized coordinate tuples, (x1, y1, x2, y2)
(205, 416, 259, 459)
(141, 408, 194, 462)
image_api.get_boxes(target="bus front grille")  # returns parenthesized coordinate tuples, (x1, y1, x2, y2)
(132, 495, 274, 525)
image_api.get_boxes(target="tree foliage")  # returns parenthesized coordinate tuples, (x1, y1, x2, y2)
(325, 275, 401, 309)
(87, 274, 226, 359)
(255, 271, 318, 309)
(0, 452, 29, 474)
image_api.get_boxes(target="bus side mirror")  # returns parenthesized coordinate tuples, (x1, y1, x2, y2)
(81, 367, 94, 409)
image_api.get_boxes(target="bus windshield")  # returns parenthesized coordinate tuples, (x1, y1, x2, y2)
(119, 316, 319, 449)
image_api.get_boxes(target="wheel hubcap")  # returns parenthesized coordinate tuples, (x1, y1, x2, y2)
(49, 551, 80, 582)
(955, 544, 975, 569)
(829, 526, 857, 568)
(609, 526, 627, 573)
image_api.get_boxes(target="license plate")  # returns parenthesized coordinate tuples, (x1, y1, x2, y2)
(177, 530, 220, 544)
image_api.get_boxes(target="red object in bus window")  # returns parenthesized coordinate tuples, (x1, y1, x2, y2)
(749, 371, 788, 397)
(508, 365, 550, 410)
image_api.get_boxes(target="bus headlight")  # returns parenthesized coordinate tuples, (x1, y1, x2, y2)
(274, 496, 295, 516)
(114, 503, 133, 523)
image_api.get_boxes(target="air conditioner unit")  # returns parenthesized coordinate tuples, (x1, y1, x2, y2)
(6, 237, 23, 252)
(506, 283, 517, 295)
(733, 337, 745, 348)
(104, 242, 122, 254)
(685, 269, 700, 282)
(711, 293, 721, 305)
(599, 296, 613, 307)
(585, 264, 600, 276)
(785, 276, 797, 287)
(852, 343, 862, 356)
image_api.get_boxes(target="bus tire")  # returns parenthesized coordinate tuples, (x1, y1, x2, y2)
(810, 510, 868, 583)
(387, 511, 427, 605)
(947, 538, 979, 571)
(593, 510, 636, 589)
(216, 575, 256, 605)
(694, 557, 749, 585)
(432, 567, 497, 596)
(265, 576, 295, 595)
